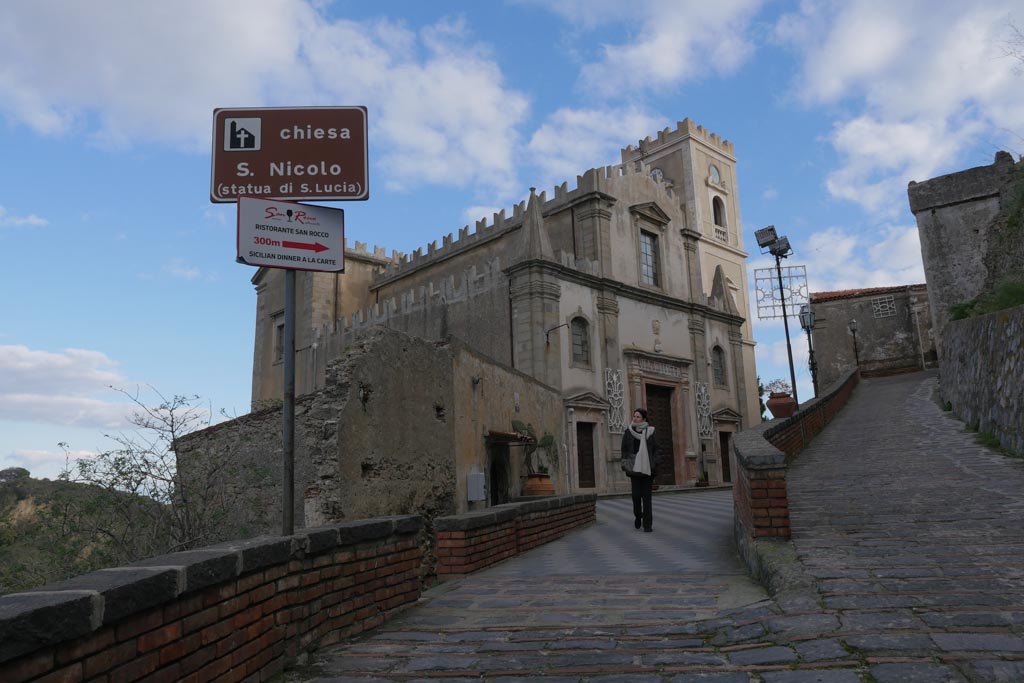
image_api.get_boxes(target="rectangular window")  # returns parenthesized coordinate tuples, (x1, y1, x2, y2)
(273, 315, 285, 362)
(872, 295, 896, 318)
(640, 231, 659, 286)
(571, 318, 590, 365)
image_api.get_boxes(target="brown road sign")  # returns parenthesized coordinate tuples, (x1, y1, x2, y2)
(211, 106, 368, 203)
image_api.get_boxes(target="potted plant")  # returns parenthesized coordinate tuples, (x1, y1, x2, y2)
(764, 378, 797, 419)
(512, 420, 556, 496)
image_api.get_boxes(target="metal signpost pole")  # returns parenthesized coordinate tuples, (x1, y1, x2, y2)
(217, 107, 365, 538)
(236, 195, 347, 537)
(282, 269, 296, 536)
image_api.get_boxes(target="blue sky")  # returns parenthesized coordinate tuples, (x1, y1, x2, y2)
(3, 0, 1023, 479)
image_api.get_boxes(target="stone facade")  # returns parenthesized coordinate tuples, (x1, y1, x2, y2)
(809, 285, 936, 390)
(178, 328, 564, 529)
(247, 119, 760, 500)
(908, 151, 1024, 353)
(939, 305, 1024, 455)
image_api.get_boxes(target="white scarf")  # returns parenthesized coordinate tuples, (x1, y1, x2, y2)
(632, 423, 652, 476)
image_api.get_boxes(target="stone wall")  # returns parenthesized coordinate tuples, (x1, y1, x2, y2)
(939, 305, 1024, 455)
(291, 258, 513, 397)
(908, 151, 1024, 351)
(810, 285, 935, 389)
(177, 327, 565, 544)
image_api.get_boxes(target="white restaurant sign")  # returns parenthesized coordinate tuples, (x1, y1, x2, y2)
(236, 196, 344, 272)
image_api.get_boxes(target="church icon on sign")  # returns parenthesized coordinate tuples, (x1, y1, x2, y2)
(224, 118, 261, 151)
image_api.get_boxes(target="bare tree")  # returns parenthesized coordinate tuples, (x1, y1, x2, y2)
(58, 387, 261, 562)
(1005, 22, 1024, 72)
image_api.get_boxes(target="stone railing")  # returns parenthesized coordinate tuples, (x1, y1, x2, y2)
(732, 369, 860, 568)
(0, 517, 422, 683)
(941, 305, 1024, 455)
(435, 495, 597, 577)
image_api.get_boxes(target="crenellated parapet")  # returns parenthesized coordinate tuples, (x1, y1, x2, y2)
(621, 117, 735, 158)
(344, 237, 403, 264)
(318, 257, 505, 340)
(372, 162, 676, 285)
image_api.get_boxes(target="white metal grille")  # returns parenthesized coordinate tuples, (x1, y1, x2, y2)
(872, 295, 896, 318)
(754, 265, 809, 320)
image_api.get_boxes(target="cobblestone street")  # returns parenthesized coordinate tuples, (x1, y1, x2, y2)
(281, 372, 1024, 682)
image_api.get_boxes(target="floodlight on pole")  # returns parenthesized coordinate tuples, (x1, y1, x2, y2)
(755, 224, 799, 406)
(755, 225, 779, 249)
(769, 236, 791, 257)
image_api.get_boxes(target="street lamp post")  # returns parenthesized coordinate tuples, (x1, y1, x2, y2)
(848, 318, 860, 369)
(799, 304, 818, 398)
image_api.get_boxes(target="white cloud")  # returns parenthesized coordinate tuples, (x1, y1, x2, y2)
(0, 2, 529, 195)
(801, 225, 924, 292)
(527, 107, 663, 186)
(0, 345, 132, 429)
(462, 205, 504, 225)
(776, 1, 1024, 215)
(0, 206, 47, 227)
(0, 394, 128, 429)
(762, 187, 778, 200)
(163, 259, 202, 281)
(4, 448, 97, 479)
(548, 0, 764, 96)
(0, 346, 122, 395)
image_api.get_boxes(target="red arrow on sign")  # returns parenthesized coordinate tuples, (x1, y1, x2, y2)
(282, 240, 329, 253)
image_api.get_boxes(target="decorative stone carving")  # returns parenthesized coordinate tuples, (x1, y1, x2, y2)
(696, 382, 713, 439)
(638, 358, 683, 379)
(605, 369, 626, 433)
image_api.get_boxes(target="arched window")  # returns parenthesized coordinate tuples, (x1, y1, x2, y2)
(712, 346, 727, 386)
(709, 164, 721, 184)
(571, 317, 590, 365)
(713, 196, 727, 228)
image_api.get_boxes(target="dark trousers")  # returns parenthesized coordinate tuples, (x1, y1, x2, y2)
(631, 475, 654, 530)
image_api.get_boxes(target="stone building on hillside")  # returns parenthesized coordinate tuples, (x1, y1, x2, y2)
(908, 151, 1024, 353)
(808, 284, 936, 390)
(248, 119, 760, 500)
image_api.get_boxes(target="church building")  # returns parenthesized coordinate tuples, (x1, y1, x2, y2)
(248, 119, 760, 498)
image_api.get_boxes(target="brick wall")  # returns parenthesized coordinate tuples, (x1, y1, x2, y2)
(732, 369, 860, 543)
(0, 517, 422, 683)
(435, 495, 597, 577)
(763, 371, 859, 457)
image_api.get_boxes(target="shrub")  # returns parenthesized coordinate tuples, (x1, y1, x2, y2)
(949, 278, 1024, 320)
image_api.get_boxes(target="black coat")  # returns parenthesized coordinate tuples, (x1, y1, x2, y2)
(620, 425, 660, 478)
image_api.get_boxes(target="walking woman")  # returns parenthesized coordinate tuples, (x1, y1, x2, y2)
(621, 408, 660, 532)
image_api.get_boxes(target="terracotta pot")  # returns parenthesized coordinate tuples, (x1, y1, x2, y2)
(766, 392, 797, 419)
(522, 473, 555, 497)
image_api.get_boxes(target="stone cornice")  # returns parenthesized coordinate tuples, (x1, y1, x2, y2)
(519, 260, 746, 327)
